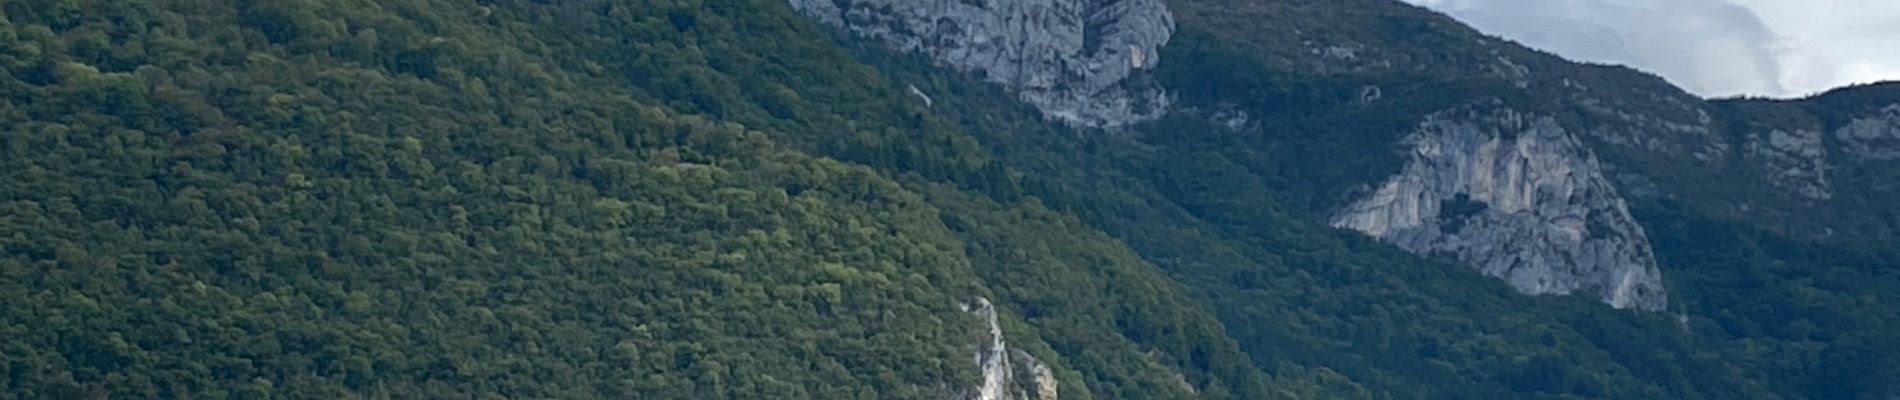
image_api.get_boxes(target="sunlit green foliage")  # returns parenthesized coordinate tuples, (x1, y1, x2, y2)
(3, 0, 1896, 399)
(0, 0, 1268, 398)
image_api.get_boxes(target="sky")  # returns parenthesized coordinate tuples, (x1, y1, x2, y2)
(1401, 0, 1900, 98)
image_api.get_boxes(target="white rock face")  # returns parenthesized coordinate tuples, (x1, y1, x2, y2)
(961, 297, 1059, 400)
(1744, 129, 1831, 200)
(1334, 104, 1668, 311)
(1011, 349, 1059, 400)
(1836, 105, 1900, 161)
(966, 298, 1011, 400)
(788, 0, 1174, 128)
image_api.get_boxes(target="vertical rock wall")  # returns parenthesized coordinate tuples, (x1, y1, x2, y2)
(962, 298, 1059, 400)
(1334, 103, 1669, 310)
(789, 0, 1174, 128)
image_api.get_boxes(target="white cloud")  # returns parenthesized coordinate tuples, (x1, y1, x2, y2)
(1728, 0, 1900, 96)
(1403, 0, 1900, 98)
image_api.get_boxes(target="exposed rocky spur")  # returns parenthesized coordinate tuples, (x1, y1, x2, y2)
(789, 0, 1175, 128)
(1334, 103, 1669, 311)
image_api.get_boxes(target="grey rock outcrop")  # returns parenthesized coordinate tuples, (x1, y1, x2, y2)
(1744, 129, 1832, 200)
(966, 297, 1012, 400)
(1333, 104, 1668, 311)
(1010, 349, 1059, 400)
(961, 297, 1060, 400)
(788, 0, 1174, 128)
(1729, 104, 1900, 201)
(1836, 104, 1900, 161)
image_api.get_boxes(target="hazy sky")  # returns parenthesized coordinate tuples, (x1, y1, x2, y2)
(1402, 0, 1900, 98)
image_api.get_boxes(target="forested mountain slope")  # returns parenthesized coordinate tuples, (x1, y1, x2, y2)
(805, 0, 1900, 397)
(0, 1, 1267, 398)
(2, 0, 1897, 399)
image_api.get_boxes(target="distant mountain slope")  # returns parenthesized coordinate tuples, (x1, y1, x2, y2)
(1167, 0, 1900, 243)
(1700, 83, 1900, 240)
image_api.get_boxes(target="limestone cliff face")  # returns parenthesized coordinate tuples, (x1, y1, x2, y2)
(962, 298, 1059, 400)
(1743, 128, 1832, 200)
(1837, 105, 1900, 161)
(969, 298, 1010, 400)
(1334, 103, 1668, 311)
(1010, 349, 1059, 400)
(1732, 104, 1900, 202)
(789, 0, 1173, 128)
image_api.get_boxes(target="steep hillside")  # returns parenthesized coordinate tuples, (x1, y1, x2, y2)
(793, 0, 1900, 397)
(1702, 83, 1900, 240)
(0, 1, 996, 397)
(3, 0, 1898, 399)
(1161, 0, 1900, 244)
(0, 0, 1272, 398)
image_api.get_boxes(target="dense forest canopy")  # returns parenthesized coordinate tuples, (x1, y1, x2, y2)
(2, 0, 1896, 398)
